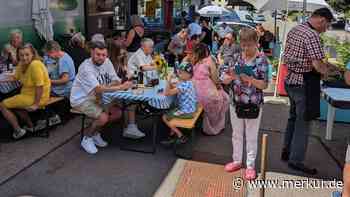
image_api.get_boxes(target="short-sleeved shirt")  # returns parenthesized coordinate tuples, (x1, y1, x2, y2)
(176, 80, 197, 114)
(188, 22, 202, 37)
(70, 58, 120, 107)
(221, 52, 269, 105)
(44, 53, 76, 97)
(127, 48, 157, 81)
(11, 60, 51, 106)
(347, 61, 350, 70)
(218, 43, 241, 65)
(283, 22, 325, 85)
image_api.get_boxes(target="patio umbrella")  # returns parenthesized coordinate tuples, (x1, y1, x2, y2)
(256, 0, 330, 12)
(32, 0, 54, 41)
(198, 5, 231, 17)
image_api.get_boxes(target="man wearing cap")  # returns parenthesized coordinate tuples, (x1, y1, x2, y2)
(281, 8, 337, 174)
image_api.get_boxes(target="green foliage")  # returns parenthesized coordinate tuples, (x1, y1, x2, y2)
(326, 0, 350, 12)
(321, 35, 350, 70)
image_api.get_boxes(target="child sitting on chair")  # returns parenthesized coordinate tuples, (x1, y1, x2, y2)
(161, 62, 197, 145)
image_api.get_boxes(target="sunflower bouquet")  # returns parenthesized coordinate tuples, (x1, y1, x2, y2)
(153, 53, 169, 79)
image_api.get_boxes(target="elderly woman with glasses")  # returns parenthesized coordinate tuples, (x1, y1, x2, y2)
(0, 44, 51, 139)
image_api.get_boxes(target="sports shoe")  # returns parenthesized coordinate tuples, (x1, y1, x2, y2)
(13, 128, 26, 139)
(35, 119, 47, 131)
(23, 126, 35, 133)
(92, 133, 108, 147)
(81, 136, 98, 154)
(123, 124, 145, 139)
(160, 136, 177, 146)
(49, 114, 61, 126)
(224, 162, 242, 173)
(175, 135, 188, 144)
(244, 167, 257, 181)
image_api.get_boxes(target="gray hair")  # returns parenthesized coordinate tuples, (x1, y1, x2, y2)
(44, 40, 61, 52)
(70, 32, 86, 46)
(141, 38, 154, 47)
(91, 33, 105, 44)
(9, 29, 23, 40)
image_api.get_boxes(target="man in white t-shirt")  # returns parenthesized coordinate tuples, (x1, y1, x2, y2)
(70, 42, 133, 154)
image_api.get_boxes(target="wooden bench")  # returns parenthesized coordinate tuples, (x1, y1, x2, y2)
(168, 105, 204, 159)
(70, 108, 86, 140)
(168, 105, 204, 129)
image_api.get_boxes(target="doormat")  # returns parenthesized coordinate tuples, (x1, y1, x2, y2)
(173, 160, 246, 197)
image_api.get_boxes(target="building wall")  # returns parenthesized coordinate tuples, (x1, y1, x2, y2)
(0, 0, 84, 51)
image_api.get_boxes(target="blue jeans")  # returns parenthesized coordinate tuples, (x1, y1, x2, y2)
(284, 84, 311, 164)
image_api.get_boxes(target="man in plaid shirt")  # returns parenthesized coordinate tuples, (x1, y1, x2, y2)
(281, 8, 335, 175)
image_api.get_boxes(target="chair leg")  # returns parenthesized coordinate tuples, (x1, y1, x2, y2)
(152, 117, 158, 154)
(80, 115, 85, 141)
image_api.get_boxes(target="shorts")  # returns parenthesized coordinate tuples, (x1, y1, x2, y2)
(165, 108, 194, 121)
(73, 100, 103, 119)
(2, 94, 48, 109)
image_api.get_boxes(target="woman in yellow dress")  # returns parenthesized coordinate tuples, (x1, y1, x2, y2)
(0, 43, 51, 139)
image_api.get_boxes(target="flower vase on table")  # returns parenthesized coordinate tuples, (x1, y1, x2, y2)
(153, 53, 169, 80)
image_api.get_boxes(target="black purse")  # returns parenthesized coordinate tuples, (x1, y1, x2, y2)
(235, 102, 260, 119)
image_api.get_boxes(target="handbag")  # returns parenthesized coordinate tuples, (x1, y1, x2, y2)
(235, 102, 260, 119)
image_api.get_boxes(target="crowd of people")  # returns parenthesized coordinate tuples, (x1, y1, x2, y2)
(1, 7, 350, 185)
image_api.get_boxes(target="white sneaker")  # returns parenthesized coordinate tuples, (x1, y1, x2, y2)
(49, 114, 61, 126)
(13, 128, 26, 139)
(23, 126, 35, 133)
(81, 136, 98, 154)
(123, 124, 145, 139)
(35, 120, 47, 131)
(92, 133, 108, 147)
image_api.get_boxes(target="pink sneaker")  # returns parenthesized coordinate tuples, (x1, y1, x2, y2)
(244, 168, 256, 180)
(224, 162, 242, 172)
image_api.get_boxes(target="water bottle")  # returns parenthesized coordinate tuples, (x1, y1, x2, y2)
(138, 70, 144, 84)
(132, 71, 138, 87)
(8, 63, 13, 72)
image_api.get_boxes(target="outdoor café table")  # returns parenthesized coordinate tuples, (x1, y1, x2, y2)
(0, 72, 20, 96)
(102, 80, 175, 153)
(322, 87, 350, 140)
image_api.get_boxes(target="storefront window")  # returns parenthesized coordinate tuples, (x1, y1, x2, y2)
(87, 0, 114, 14)
(138, 0, 163, 26)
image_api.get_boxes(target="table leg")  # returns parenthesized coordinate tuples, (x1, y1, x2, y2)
(326, 103, 336, 140)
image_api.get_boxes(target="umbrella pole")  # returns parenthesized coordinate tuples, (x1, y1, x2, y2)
(302, 0, 307, 22)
